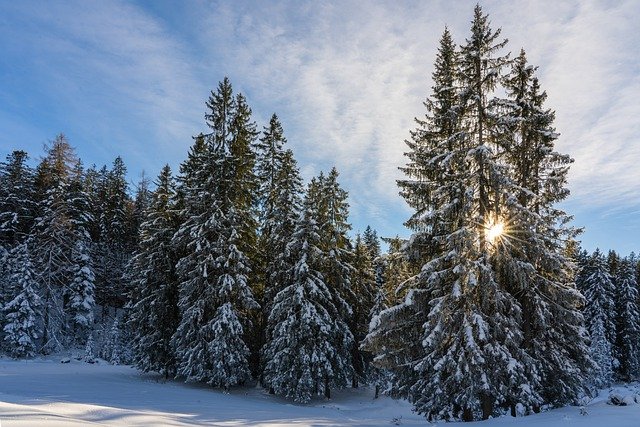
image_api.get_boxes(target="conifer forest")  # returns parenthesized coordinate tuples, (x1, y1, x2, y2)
(1, 4, 639, 424)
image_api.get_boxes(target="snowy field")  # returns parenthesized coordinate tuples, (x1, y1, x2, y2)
(0, 357, 639, 426)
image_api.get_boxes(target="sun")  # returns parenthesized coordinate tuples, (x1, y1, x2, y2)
(485, 218, 505, 245)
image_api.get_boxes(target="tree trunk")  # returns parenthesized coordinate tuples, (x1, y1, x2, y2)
(481, 394, 493, 420)
(462, 407, 474, 422)
(324, 377, 331, 399)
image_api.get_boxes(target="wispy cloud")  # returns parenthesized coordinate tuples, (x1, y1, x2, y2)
(0, 0, 638, 247)
(188, 0, 640, 235)
(538, 0, 640, 206)
(0, 0, 205, 173)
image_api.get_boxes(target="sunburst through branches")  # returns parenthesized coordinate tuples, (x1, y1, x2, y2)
(485, 216, 506, 247)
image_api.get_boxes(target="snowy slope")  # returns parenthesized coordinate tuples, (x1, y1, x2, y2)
(0, 357, 639, 426)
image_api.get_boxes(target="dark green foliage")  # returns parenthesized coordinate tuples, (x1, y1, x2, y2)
(128, 165, 180, 378)
(0, 150, 35, 246)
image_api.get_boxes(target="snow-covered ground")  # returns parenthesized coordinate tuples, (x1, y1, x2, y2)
(0, 357, 639, 426)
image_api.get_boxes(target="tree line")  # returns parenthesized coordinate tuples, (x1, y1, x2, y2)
(0, 4, 636, 423)
(0, 77, 400, 402)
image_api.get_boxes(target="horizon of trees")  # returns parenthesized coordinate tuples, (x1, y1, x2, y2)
(1, 4, 638, 423)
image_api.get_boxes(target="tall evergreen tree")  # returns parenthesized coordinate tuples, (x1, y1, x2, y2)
(172, 78, 258, 387)
(67, 240, 95, 344)
(313, 172, 354, 314)
(129, 165, 180, 378)
(371, 22, 527, 420)
(255, 114, 290, 306)
(367, 8, 590, 420)
(350, 234, 377, 387)
(262, 191, 353, 402)
(257, 145, 304, 378)
(614, 258, 640, 381)
(2, 243, 41, 358)
(583, 249, 616, 386)
(311, 170, 356, 392)
(31, 134, 77, 352)
(497, 48, 591, 407)
(64, 160, 96, 344)
(96, 156, 132, 310)
(171, 134, 217, 383)
(0, 150, 35, 247)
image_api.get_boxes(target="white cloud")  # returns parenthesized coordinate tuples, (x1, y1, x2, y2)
(0, 0, 206, 174)
(188, 0, 639, 234)
(1, 0, 638, 240)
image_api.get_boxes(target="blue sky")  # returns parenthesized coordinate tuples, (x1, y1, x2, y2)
(1, 0, 639, 254)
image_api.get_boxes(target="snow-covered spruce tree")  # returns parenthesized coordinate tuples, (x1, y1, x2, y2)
(128, 165, 180, 378)
(359, 226, 389, 398)
(367, 8, 590, 419)
(369, 25, 500, 419)
(583, 248, 617, 386)
(67, 240, 95, 344)
(257, 150, 304, 381)
(65, 160, 96, 344)
(254, 115, 303, 371)
(0, 150, 36, 247)
(361, 236, 417, 400)
(31, 135, 78, 352)
(495, 48, 591, 406)
(171, 135, 215, 383)
(310, 169, 357, 389)
(404, 12, 540, 420)
(172, 78, 258, 388)
(349, 234, 377, 387)
(3, 243, 41, 358)
(95, 156, 133, 311)
(614, 258, 640, 381)
(261, 191, 353, 402)
(205, 301, 251, 391)
(209, 85, 260, 387)
(588, 315, 613, 389)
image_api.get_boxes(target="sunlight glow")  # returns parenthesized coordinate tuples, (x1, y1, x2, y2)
(485, 220, 505, 245)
